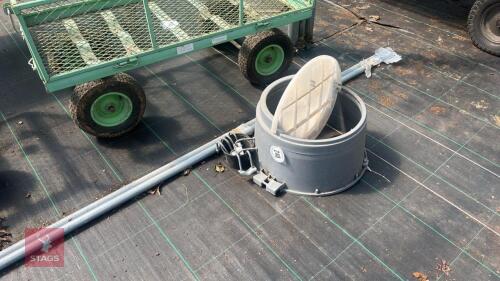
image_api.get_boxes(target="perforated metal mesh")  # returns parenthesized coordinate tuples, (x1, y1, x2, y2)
(29, 1, 152, 75)
(17, 0, 84, 15)
(16, 0, 309, 76)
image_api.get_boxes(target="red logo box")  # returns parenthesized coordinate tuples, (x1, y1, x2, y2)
(24, 228, 64, 267)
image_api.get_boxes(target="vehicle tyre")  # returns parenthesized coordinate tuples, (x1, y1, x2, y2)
(70, 73, 146, 138)
(239, 28, 294, 85)
(468, 0, 500, 56)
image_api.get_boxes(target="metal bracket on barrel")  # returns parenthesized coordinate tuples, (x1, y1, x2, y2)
(216, 132, 258, 176)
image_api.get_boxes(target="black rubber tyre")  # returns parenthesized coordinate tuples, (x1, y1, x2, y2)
(468, 0, 500, 56)
(70, 73, 146, 138)
(238, 28, 294, 86)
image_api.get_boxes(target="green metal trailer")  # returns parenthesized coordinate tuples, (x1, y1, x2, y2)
(3, 0, 315, 137)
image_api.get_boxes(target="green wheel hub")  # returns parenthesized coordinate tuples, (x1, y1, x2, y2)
(480, 3, 500, 44)
(255, 44, 285, 76)
(90, 92, 133, 127)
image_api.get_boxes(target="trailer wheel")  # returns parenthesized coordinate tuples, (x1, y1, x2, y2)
(468, 0, 500, 56)
(239, 28, 293, 85)
(70, 73, 146, 138)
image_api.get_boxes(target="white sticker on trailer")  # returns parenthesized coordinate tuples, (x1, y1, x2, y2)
(177, 43, 194, 55)
(212, 35, 227, 45)
(161, 20, 179, 30)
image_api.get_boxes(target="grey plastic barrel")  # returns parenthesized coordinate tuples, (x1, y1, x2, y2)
(255, 75, 368, 196)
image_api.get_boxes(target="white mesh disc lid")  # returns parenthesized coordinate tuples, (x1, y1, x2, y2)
(271, 55, 342, 139)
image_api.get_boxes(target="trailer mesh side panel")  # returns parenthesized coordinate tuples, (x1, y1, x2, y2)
(21, 0, 306, 76)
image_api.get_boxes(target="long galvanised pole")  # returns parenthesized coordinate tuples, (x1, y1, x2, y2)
(0, 48, 400, 272)
(0, 119, 254, 272)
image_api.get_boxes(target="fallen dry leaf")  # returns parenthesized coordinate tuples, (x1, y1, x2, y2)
(0, 221, 12, 251)
(393, 90, 409, 100)
(412, 271, 429, 281)
(493, 115, 500, 126)
(452, 34, 468, 41)
(430, 105, 447, 115)
(148, 186, 161, 196)
(378, 95, 396, 107)
(215, 163, 225, 173)
(436, 259, 451, 276)
(368, 15, 380, 22)
(470, 100, 489, 110)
